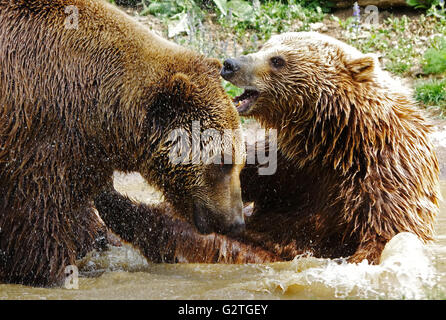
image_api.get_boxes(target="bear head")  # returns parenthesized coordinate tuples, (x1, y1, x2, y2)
(220, 32, 378, 127)
(141, 58, 246, 236)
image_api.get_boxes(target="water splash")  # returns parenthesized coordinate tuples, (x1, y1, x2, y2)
(249, 233, 438, 299)
(74, 232, 439, 299)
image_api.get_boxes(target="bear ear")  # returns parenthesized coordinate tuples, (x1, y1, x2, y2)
(346, 55, 375, 82)
(206, 58, 223, 74)
(167, 73, 198, 100)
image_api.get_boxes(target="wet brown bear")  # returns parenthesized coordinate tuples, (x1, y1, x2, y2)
(225, 32, 441, 263)
(0, 0, 245, 286)
(96, 32, 440, 265)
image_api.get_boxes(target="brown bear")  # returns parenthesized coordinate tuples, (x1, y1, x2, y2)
(96, 32, 441, 265)
(0, 0, 246, 286)
(223, 32, 441, 263)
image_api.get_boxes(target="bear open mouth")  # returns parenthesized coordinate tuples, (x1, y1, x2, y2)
(233, 89, 260, 114)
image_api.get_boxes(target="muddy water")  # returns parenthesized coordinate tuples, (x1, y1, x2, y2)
(0, 173, 445, 300)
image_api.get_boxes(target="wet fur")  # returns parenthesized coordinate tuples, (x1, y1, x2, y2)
(0, 0, 240, 286)
(241, 33, 440, 263)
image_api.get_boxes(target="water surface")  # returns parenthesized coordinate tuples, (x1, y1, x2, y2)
(1, 174, 445, 300)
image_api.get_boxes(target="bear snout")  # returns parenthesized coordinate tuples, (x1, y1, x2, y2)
(220, 58, 241, 80)
(226, 215, 246, 236)
(193, 202, 245, 236)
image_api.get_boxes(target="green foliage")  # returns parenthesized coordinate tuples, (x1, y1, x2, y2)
(345, 16, 428, 77)
(415, 78, 446, 112)
(217, 0, 325, 40)
(212, 0, 228, 15)
(140, 0, 325, 36)
(332, 16, 355, 30)
(222, 80, 243, 98)
(136, 0, 326, 60)
(211, 0, 254, 18)
(140, 0, 202, 18)
(384, 38, 415, 75)
(211, 0, 332, 13)
(406, 0, 438, 9)
(407, 0, 446, 22)
(422, 37, 446, 74)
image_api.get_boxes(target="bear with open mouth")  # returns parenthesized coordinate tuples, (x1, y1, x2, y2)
(97, 32, 440, 265)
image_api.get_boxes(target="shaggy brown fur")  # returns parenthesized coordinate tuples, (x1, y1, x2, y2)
(227, 32, 441, 263)
(96, 32, 440, 265)
(0, 0, 245, 286)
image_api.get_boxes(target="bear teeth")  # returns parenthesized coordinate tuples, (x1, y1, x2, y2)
(233, 89, 260, 114)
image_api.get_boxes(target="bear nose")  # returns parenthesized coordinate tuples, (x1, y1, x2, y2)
(220, 58, 240, 80)
(227, 215, 245, 236)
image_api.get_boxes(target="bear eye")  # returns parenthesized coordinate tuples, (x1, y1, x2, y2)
(270, 56, 285, 69)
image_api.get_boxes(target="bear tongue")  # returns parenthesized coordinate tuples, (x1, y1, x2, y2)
(233, 89, 259, 114)
(235, 99, 251, 113)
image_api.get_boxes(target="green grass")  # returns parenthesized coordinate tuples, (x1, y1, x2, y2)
(345, 16, 422, 77)
(422, 37, 446, 74)
(385, 39, 416, 75)
(415, 78, 446, 112)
